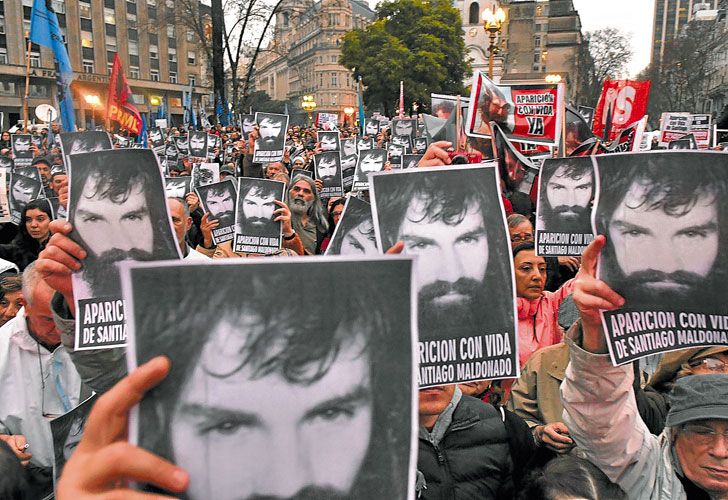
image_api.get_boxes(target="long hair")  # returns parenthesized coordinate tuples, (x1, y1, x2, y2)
(289, 173, 329, 233)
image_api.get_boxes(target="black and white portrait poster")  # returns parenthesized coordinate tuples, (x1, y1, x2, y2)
(413, 137, 429, 154)
(325, 196, 378, 255)
(253, 112, 289, 163)
(173, 136, 189, 156)
(391, 119, 416, 140)
(668, 134, 698, 150)
(122, 257, 417, 500)
(342, 153, 358, 192)
(191, 162, 219, 191)
(352, 149, 386, 192)
(241, 114, 256, 140)
(187, 131, 208, 160)
(0, 169, 11, 223)
(67, 148, 182, 350)
(164, 176, 191, 199)
(392, 134, 412, 152)
(233, 177, 285, 254)
(314, 151, 343, 198)
(387, 143, 405, 168)
(318, 131, 341, 152)
(11, 134, 33, 167)
(207, 134, 220, 160)
(59, 131, 113, 159)
(196, 179, 237, 245)
(8, 173, 42, 225)
(164, 143, 180, 174)
(51, 394, 97, 486)
(593, 151, 728, 364)
(364, 119, 380, 136)
(13, 166, 43, 185)
(535, 157, 595, 257)
(342, 137, 357, 157)
(577, 105, 595, 128)
(292, 168, 313, 179)
(370, 164, 518, 386)
(115, 135, 134, 148)
(357, 137, 374, 152)
(148, 127, 166, 149)
(0, 156, 12, 171)
(402, 154, 423, 170)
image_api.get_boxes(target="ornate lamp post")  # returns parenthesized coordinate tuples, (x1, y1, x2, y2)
(302, 94, 317, 125)
(344, 106, 354, 128)
(482, 5, 506, 79)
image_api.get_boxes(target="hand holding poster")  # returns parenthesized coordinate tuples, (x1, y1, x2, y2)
(195, 179, 237, 244)
(593, 151, 728, 364)
(122, 257, 416, 500)
(466, 71, 565, 146)
(233, 178, 285, 254)
(67, 149, 182, 350)
(371, 164, 518, 386)
(314, 151, 344, 198)
(253, 112, 289, 163)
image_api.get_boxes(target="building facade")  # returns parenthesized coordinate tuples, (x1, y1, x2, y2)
(652, 0, 720, 65)
(254, 0, 375, 124)
(0, 0, 210, 131)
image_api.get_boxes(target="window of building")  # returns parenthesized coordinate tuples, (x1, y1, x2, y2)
(188, 75, 196, 86)
(81, 31, 93, 48)
(147, 0, 156, 5)
(534, 35, 541, 48)
(186, 30, 194, 42)
(23, 6, 32, 20)
(469, 2, 479, 24)
(168, 48, 176, 62)
(57, 13, 66, 27)
(329, 13, 337, 26)
(107, 50, 115, 63)
(23, 20, 31, 34)
(130, 66, 140, 79)
(106, 37, 116, 50)
(129, 54, 139, 66)
(128, 40, 138, 55)
(151, 69, 160, 81)
(82, 46, 94, 59)
(29, 51, 40, 67)
(167, 25, 175, 38)
(150, 58, 159, 69)
(148, 6, 156, 18)
(149, 33, 158, 45)
(80, 18, 93, 31)
(150, 45, 158, 59)
(0, 16, 4, 35)
(105, 0, 115, 8)
(187, 50, 195, 64)
(52, 0, 65, 13)
(168, 37, 176, 48)
(105, 23, 116, 36)
(166, 0, 174, 8)
(127, 2, 137, 15)
(28, 84, 48, 98)
(127, 12, 136, 23)
(104, 8, 115, 24)
(83, 60, 94, 73)
(79, 2, 91, 19)
(107, 62, 114, 74)
(169, 61, 177, 72)
(0, 48, 6, 64)
(128, 28, 138, 41)
(331, 72, 338, 87)
(169, 71, 177, 83)
(330, 55, 337, 63)
(0, 81, 15, 96)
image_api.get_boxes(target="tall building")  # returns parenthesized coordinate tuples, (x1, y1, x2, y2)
(0, 0, 211, 130)
(254, 0, 375, 124)
(652, 0, 720, 65)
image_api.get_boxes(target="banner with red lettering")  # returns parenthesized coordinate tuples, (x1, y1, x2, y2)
(592, 79, 651, 141)
(106, 53, 142, 135)
(466, 71, 565, 146)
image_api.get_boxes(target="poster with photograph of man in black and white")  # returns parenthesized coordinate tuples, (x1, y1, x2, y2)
(593, 151, 728, 365)
(402, 154, 423, 170)
(11, 134, 33, 167)
(668, 134, 698, 150)
(122, 257, 416, 500)
(535, 156, 595, 257)
(342, 137, 357, 157)
(365, 120, 380, 136)
(0, 169, 11, 223)
(164, 177, 191, 199)
(148, 127, 166, 149)
(51, 394, 97, 486)
(191, 162, 219, 191)
(14, 166, 44, 185)
(371, 164, 517, 386)
(387, 143, 405, 168)
(412, 137, 429, 155)
(253, 112, 288, 163)
(173, 136, 189, 156)
(352, 149, 386, 192)
(241, 114, 256, 140)
(187, 131, 208, 160)
(392, 134, 412, 151)
(392, 119, 416, 140)
(314, 151, 343, 198)
(318, 131, 341, 152)
(8, 173, 42, 225)
(196, 179, 237, 244)
(325, 196, 378, 255)
(59, 131, 112, 158)
(67, 148, 181, 350)
(233, 177, 285, 254)
(342, 153, 358, 192)
(0, 155, 13, 171)
(357, 137, 374, 152)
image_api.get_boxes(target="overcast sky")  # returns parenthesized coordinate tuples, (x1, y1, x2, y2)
(564, 0, 654, 77)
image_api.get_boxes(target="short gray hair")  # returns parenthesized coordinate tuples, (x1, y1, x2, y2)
(21, 262, 42, 307)
(507, 213, 530, 229)
(167, 197, 190, 219)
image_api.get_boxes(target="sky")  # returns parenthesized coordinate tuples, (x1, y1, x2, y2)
(570, 0, 654, 77)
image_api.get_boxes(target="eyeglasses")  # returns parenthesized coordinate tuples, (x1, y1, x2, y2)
(682, 423, 728, 445)
(510, 233, 533, 243)
(688, 357, 728, 373)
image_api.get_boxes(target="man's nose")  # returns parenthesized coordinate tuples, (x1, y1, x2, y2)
(435, 248, 465, 283)
(710, 433, 728, 460)
(256, 438, 310, 497)
(647, 244, 682, 275)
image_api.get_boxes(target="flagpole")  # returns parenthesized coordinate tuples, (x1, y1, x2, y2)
(23, 36, 32, 133)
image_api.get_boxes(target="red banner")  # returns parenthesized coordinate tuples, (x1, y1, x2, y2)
(592, 79, 651, 141)
(107, 53, 142, 135)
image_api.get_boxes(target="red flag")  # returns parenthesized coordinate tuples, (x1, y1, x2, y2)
(592, 79, 651, 141)
(106, 53, 142, 135)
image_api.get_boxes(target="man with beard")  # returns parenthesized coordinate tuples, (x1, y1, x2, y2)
(319, 133, 339, 152)
(241, 115, 256, 139)
(393, 119, 414, 139)
(188, 132, 207, 158)
(236, 181, 279, 237)
(69, 154, 179, 299)
(199, 181, 235, 228)
(60, 132, 111, 157)
(316, 153, 339, 183)
(538, 160, 593, 233)
(376, 168, 513, 341)
(289, 174, 329, 255)
(355, 150, 385, 186)
(258, 115, 285, 148)
(365, 120, 379, 136)
(9, 174, 41, 212)
(594, 154, 728, 311)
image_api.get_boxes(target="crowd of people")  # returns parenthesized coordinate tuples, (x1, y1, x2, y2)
(0, 116, 725, 500)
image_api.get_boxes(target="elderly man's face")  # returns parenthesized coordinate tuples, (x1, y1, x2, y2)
(265, 163, 284, 179)
(675, 419, 728, 496)
(171, 317, 373, 499)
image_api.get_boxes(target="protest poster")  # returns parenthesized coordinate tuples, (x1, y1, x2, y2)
(191, 162, 219, 191)
(402, 154, 423, 170)
(13, 165, 43, 185)
(164, 176, 191, 198)
(233, 178, 285, 254)
(11, 134, 33, 167)
(8, 173, 42, 224)
(253, 112, 288, 163)
(593, 151, 728, 364)
(148, 127, 166, 149)
(0, 169, 11, 223)
(114, 135, 134, 148)
(364, 119, 380, 136)
(392, 134, 412, 151)
(668, 134, 698, 150)
(196, 179, 237, 245)
(691, 114, 712, 149)
(341, 153, 358, 192)
(164, 143, 181, 174)
(292, 168, 313, 179)
(357, 137, 374, 151)
(67, 148, 181, 350)
(316, 111, 339, 130)
(318, 130, 341, 152)
(577, 105, 595, 128)
(51, 394, 97, 486)
(412, 136, 429, 154)
(659, 112, 692, 148)
(155, 119, 168, 129)
(392, 119, 416, 140)
(0, 156, 12, 170)
(604, 116, 647, 153)
(342, 137, 357, 157)
(387, 143, 405, 167)
(370, 164, 518, 386)
(431, 93, 470, 122)
(187, 131, 208, 160)
(492, 123, 540, 198)
(466, 71, 565, 146)
(352, 149, 386, 192)
(123, 257, 416, 500)
(241, 114, 256, 140)
(314, 151, 344, 198)
(592, 79, 651, 141)
(173, 136, 189, 156)
(31, 134, 42, 148)
(59, 131, 113, 159)
(535, 157, 595, 257)
(325, 196, 377, 255)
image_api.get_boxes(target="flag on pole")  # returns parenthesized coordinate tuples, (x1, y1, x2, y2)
(30, 0, 76, 131)
(357, 76, 366, 136)
(399, 81, 405, 119)
(138, 113, 148, 148)
(183, 79, 193, 128)
(106, 53, 142, 135)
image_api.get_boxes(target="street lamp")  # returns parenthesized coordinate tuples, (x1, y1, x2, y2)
(545, 74, 562, 84)
(302, 94, 317, 125)
(84, 94, 101, 129)
(482, 4, 506, 80)
(343, 106, 354, 128)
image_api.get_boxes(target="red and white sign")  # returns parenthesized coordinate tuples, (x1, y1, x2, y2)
(592, 79, 651, 141)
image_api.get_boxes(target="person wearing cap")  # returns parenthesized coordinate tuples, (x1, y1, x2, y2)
(561, 234, 728, 499)
(219, 163, 235, 180)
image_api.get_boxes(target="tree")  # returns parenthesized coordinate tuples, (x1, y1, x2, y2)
(573, 28, 633, 107)
(340, 0, 470, 116)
